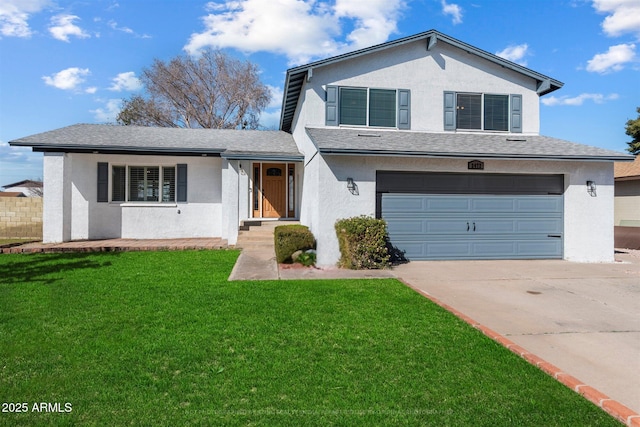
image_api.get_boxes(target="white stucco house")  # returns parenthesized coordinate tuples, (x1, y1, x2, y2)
(10, 30, 634, 264)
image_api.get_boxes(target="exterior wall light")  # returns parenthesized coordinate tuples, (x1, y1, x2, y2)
(346, 177, 359, 195)
(587, 180, 597, 197)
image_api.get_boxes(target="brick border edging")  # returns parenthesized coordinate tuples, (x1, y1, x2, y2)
(1, 245, 228, 254)
(399, 279, 640, 427)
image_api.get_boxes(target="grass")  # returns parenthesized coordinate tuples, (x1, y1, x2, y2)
(0, 250, 620, 426)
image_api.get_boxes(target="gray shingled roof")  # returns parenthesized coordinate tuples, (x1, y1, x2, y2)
(306, 127, 634, 161)
(9, 124, 302, 160)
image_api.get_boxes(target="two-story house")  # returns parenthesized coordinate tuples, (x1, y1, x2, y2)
(10, 30, 634, 265)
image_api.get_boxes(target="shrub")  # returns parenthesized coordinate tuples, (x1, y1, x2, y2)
(274, 225, 315, 263)
(335, 216, 390, 269)
(296, 250, 316, 267)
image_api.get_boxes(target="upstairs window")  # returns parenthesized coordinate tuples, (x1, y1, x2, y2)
(444, 92, 522, 133)
(340, 88, 368, 126)
(339, 87, 397, 127)
(326, 86, 410, 129)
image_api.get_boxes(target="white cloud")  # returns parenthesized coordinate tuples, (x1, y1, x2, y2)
(49, 14, 90, 42)
(592, 0, 640, 38)
(0, 0, 51, 38)
(109, 71, 142, 92)
(0, 140, 42, 185)
(333, 0, 404, 50)
(91, 99, 122, 123)
(495, 44, 529, 66)
(266, 84, 283, 109)
(541, 92, 619, 106)
(441, 0, 462, 25)
(586, 43, 636, 73)
(108, 20, 133, 34)
(42, 67, 91, 90)
(185, 0, 406, 65)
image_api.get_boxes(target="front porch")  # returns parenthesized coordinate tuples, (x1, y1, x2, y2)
(222, 157, 303, 245)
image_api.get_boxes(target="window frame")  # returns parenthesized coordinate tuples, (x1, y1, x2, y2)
(110, 164, 178, 203)
(452, 92, 512, 132)
(338, 86, 397, 128)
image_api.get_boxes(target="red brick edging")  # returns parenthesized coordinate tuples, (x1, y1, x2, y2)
(400, 279, 640, 427)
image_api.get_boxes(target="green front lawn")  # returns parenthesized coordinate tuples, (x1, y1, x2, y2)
(0, 251, 618, 426)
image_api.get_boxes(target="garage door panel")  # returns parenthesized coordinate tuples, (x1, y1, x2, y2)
(386, 219, 425, 233)
(515, 197, 563, 212)
(516, 240, 562, 257)
(381, 192, 564, 260)
(425, 198, 471, 212)
(471, 198, 516, 212)
(381, 196, 426, 212)
(515, 219, 563, 233)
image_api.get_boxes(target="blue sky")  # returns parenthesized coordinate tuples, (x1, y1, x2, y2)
(1, 0, 639, 186)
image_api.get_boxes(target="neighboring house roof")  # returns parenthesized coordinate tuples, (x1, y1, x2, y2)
(280, 29, 564, 133)
(2, 179, 42, 189)
(614, 155, 640, 180)
(305, 127, 634, 161)
(9, 124, 303, 161)
(0, 192, 26, 197)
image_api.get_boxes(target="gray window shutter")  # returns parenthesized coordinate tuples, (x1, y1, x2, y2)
(443, 91, 456, 131)
(397, 89, 410, 129)
(97, 162, 108, 203)
(177, 164, 187, 202)
(325, 85, 338, 126)
(510, 94, 522, 133)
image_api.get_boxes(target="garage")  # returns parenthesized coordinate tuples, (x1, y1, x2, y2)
(377, 172, 564, 260)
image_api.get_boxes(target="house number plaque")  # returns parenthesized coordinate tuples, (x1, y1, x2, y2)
(468, 160, 484, 170)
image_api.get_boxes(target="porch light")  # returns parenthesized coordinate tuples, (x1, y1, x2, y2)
(347, 177, 355, 190)
(346, 177, 359, 195)
(586, 181, 596, 197)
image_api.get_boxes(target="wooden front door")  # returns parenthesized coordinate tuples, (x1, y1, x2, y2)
(262, 163, 286, 218)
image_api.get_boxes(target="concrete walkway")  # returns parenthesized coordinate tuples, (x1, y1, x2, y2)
(228, 220, 394, 281)
(394, 252, 640, 425)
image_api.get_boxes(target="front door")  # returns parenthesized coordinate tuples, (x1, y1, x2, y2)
(262, 163, 286, 218)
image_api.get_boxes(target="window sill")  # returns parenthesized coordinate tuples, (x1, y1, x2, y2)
(452, 129, 510, 133)
(111, 202, 179, 207)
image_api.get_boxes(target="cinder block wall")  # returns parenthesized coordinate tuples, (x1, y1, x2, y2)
(0, 197, 43, 239)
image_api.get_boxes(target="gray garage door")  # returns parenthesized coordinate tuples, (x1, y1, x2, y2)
(377, 172, 564, 260)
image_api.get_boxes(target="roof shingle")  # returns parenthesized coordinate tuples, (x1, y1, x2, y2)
(9, 124, 302, 160)
(614, 155, 640, 178)
(305, 127, 633, 161)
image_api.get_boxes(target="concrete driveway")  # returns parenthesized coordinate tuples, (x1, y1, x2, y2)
(394, 252, 640, 417)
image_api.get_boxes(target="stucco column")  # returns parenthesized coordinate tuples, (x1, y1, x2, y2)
(43, 152, 71, 242)
(221, 158, 240, 245)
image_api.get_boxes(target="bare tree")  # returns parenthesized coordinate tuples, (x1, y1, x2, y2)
(117, 49, 271, 129)
(28, 178, 43, 197)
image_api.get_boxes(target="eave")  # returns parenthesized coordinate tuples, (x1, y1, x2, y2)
(316, 148, 632, 162)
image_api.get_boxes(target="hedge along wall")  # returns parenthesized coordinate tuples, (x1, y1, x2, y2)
(0, 197, 43, 239)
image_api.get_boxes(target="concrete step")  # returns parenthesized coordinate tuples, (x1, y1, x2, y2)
(239, 229, 275, 237)
(240, 220, 300, 230)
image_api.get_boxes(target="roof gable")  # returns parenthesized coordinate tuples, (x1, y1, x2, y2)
(279, 29, 564, 133)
